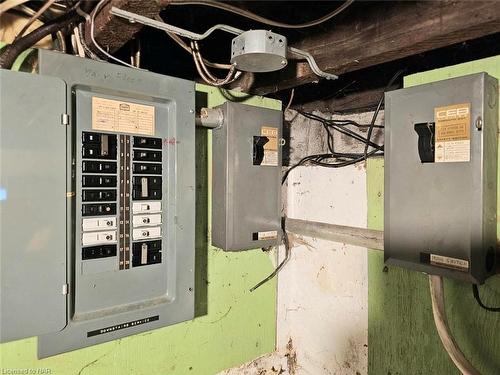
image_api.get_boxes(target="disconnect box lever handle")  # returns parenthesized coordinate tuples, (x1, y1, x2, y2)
(414, 122, 435, 163)
(253, 136, 269, 165)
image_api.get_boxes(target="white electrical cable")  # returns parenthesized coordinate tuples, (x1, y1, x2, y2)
(193, 42, 241, 84)
(429, 275, 482, 375)
(73, 26, 85, 57)
(190, 40, 239, 86)
(0, 0, 29, 15)
(192, 41, 219, 82)
(85, 0, 141, 69)
(77, 23, 102, 61)
(130, 39, 141, 68)
(153, 15, 232, 70)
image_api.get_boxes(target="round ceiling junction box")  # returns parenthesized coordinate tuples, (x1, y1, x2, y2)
(230, 30, 288, 73)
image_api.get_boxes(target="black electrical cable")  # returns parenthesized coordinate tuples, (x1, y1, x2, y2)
(282, 148, 382, 185)
(281, 107, 386, 185)
(363, 69, 405, 160)
(250, 217, 291, 292)
(472, 284, 500, 312)
(0, 9, 80, 69)
(297, 110, 384, 151)
(253, 102, 386, 288)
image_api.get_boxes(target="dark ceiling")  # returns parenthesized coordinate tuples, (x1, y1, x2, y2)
(116, 1, 359, 79)
(114, 1, 500, 111)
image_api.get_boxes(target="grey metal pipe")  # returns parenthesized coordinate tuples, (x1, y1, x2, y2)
(195, 107, 224, 129)
(285, 218, 384, 251)
(110, 7, 243, 40)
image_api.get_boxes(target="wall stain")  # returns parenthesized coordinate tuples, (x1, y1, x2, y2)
(285, 338, 297, 375)
(77, 343, 118, 375)
(288, 233, 315, 252)
(207, 307, 232, 324)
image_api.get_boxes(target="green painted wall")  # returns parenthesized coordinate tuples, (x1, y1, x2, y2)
(0, 85, 280, 374)
(368, 56, 500, 375)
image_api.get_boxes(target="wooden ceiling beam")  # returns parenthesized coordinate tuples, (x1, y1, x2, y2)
(238, 1, 500, 95)
(85, 0, 168, 54)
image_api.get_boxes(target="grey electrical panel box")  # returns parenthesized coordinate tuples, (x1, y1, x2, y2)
(0, 50, 196, 357)
(212, 102, 282, 251)
(385, 73, 498, 284)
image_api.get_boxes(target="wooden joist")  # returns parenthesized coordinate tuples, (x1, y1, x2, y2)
(240, 1, 500, 95)
(85, 0, 167, 54)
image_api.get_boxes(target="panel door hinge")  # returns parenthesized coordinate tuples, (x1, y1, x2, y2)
(62, 283, 69, 295)
(61, 113, 70, 126)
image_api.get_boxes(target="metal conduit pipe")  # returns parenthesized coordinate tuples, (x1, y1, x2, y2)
(285, 217, 483, 375)
(285, 217, 384, 250)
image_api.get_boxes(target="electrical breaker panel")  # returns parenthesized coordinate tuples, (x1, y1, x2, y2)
(384, 73, 498, 284)
(212, 102, 282, 251)
(0, 50, 195, 357)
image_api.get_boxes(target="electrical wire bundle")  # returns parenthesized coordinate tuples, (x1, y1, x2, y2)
(282, 70, 405, 185)
(281, 110, 384, 184)
(189, 40, 240, 86)
(0, 0, 83, 69)
(250, 107, 384, 291)
(0, 0, 353, 84)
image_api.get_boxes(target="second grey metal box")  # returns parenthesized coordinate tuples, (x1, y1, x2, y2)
(212, 102, 282, 251)
(384, 73, 498, 284)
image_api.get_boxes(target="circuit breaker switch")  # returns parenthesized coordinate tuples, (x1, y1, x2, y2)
(141, 243, 148, 265)
(132, 214, 161, 227)
(141, 177, 148, 198)
(82, 230, 117, 246)
(101, 135, 109, 156)
(132, 226, 161, 240)
(132, 201, 161, 214)
(82, 217, 117, 231)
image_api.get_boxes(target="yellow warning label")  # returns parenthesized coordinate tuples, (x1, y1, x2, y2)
(434, 103, 470, 163)
(92, 97, 155, 135)
(261, 126, 278, 166)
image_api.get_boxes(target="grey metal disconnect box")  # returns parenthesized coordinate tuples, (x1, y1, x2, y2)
(384, 73, 498, 284)
(212, 102, 282, 251)
(0, 50, 196, 357)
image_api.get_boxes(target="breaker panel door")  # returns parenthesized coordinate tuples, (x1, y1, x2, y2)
(0, 70, 67, 341)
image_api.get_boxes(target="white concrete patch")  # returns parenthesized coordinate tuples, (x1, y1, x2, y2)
(217, 351, 291, 375)
(220, 106, 374, 374)
(218, 165, 369, 375)
(278, 165, 368, 375)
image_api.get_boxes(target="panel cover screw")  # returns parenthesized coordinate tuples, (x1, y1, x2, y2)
(475, 116, 483, 130)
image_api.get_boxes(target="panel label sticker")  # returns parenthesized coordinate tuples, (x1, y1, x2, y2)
(261, 126, 278, 166)
(87, 315, 159, 337)
(92, 97, 155, 135)
(254, 230, 278, 241)
(430, 254, 469, 271)
(434, 103, 471, 163)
